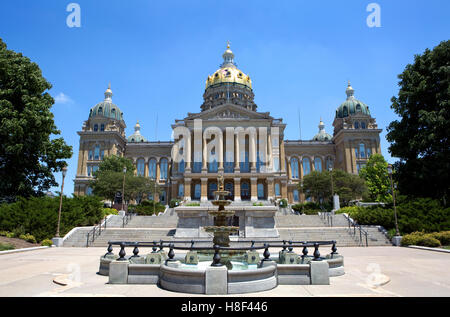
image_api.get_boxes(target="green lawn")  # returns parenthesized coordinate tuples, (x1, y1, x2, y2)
(441, 246, 450, 250)
(0, 243, 15, 251)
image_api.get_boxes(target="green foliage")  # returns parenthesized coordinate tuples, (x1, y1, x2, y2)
(291, 202, 329, 214)
(386, 40, 450, 204)
(101, 208, 118, 218)
(90, 155, 158, 203)
(19, 234, 37, 244)
(279, 199, 288, 208)
(185, 202, 200, 207)
(0, 38, 72, 202)
(253, 202, 263, 206)
(134, 200, 165, 216)
(359, 154, 392, 203)
(401, 232, 442, 247)
(0, 195, 104, 242)
(301, 170, 367, 206)
(0, 243, 14, 251)
(430, 231, 450, 246)
(335, 206, 359, 215)
(40, 239, 53, 247)
(343, 198, 450, 234)
(169, 199, 181, 208)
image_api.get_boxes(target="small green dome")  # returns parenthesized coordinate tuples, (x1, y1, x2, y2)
(89, 85, 124, 122)
(312, 119, 332, 141)
(127, 121, 147, 142)
(335, 82, 370, 119)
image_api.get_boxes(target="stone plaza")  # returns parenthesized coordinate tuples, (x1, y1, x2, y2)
(0, 246, 449, 297)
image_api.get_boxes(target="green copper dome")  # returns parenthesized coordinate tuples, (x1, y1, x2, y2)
(89, 84, 124, 122)
(335, 82, 370, 118)
(127, 121, 147, 142)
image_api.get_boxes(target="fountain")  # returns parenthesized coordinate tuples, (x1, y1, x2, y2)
(204, 173, 238, 247)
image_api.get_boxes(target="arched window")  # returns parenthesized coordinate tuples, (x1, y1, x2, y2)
(208, 182, 217, 200)
(359, 143, 366, 158)
(100, 150, 105, 160)
(87, 166, 92, 176)
(290, 158, 299, 179)
(160, 158, 168, 180)
(225, 182, 234, 200)
(94, 124, 98, 132)
(275, 183, 281, 197)
(314, 157, 322, 172)
(354, 121, 359, 129)
(178, 184, 184, 198)
(361, 122, 366, 129)
(100, 124, 105, 131)
(194, 184, 201, 200)
(98, 107, 103, 115)
(94, 145, 100, 160)
(293, 189, 299, 202)
(241, 182, 250, 200)
(367, 148, 372, 158)
(356, 104, 361, 112)
(302, 157, 311, 176)
(179, 159, 185, 173)
(149, 159, 157, 179)
(326, 157, 333, 171)
(257, 183, 265, 199)
(137, 159, 145, 176)
(343, 106, 348, 117)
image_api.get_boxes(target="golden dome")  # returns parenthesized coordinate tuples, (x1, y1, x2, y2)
(205, 43, 252, 90)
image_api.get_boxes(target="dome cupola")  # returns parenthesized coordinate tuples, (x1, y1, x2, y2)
(89, 84, 124, 122)
(127, 121, 147, 143)
(312, 118, 332, 141)
(335, 81, 370, 118)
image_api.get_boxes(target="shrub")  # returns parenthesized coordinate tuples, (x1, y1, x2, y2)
(335, 206, 359, 216)
(19, 234, 37, 244)
(401, 231, 442, 247)
(134, 200, 166, 215)
(430, 231, 450, 245)
(169, 199, 181, 208)
(253, 202, 263, 206)
(41, 239, 53, 247)
(303, 209, 320, 215)
(279, 199, 288, 208)
(185, 202, 200, 207)
(101, 208, 118, 218)
(291, 204, 302, 212)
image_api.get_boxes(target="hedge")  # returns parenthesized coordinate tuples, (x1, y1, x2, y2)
(400, 231, 448, 247)
(133, 200, 166, 215)
(0, 195, 104, 242)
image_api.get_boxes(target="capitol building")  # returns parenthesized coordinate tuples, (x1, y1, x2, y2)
(74, 44, 382, 205)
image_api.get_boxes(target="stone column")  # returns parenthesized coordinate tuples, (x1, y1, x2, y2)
(201, 178, 208, 202)
(280, 140, 286, 173)
(234, 178, 241, 202)
(202, 136, 208, 172)
(250, 177, 258, 202)
(184, 178, 191, 201)
(281, 180, 288, 200)
(185, 132, 192, 172)
(287, 156, 292, 179)
(144, 158, 149, 177)
(250, 130, 257, 172)
(156, 158, 161, 180)
(267, 177, 274, 201)
(234, 133, 240, 172)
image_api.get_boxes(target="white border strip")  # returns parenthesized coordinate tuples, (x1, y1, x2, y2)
(0, 246, 50, 255)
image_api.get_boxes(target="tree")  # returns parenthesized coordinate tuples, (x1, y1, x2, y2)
(0, 38, 72, 201)
(359, 154, 392, 203)
(89, 155, 158, 203)
(386, 40, 450, 205)
(301, 170, 367, 206)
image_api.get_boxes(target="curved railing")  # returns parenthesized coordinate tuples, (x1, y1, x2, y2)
(104, 239, 339, 266)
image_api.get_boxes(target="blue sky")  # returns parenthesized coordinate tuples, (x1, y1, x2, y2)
(0, 0, 449, 195)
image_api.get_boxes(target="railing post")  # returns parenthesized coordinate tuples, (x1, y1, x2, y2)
(167, 243, 175, 262)
(105, 243, 113, 257)
(262, 244, 271, 262)
(301, 242, 308, 261)
(313, 243, 321, 261)
(118, 243, 127, 261)
(211, 244, 222, 267)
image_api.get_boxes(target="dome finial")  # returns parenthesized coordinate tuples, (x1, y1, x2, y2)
(104, 83, 113, 102)
(346, 80, 354, 99)
(221, 41, 235, 68)
(226, 40, 231, 49)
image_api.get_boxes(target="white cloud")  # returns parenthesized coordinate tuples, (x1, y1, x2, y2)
(54, 92, 74, 105)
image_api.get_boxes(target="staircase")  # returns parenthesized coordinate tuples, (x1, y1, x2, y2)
(62, 210, 392, 247)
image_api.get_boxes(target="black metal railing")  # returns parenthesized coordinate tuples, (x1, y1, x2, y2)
(345, 215, 368, 247)
(105, 239, 339, 265)
(86, 216, 110, 247)
(319, 206, 333, 227)
(122, 212, 134, 228)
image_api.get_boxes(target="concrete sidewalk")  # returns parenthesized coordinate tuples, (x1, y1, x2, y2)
(0, 246, 448, 297)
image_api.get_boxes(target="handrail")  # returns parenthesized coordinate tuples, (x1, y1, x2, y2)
(343, 213, 368, 247)
(105, 239, 339, 264)
(86, 216, 109, 247)
(319, 206, 333, 227)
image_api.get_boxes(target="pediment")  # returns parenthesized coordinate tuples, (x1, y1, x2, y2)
(186, 104, 272, 121)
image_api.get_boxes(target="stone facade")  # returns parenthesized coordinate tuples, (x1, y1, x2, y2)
(74, 45, 381, 204)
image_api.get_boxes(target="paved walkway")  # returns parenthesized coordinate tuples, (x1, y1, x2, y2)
(0, 246, 448, 297)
